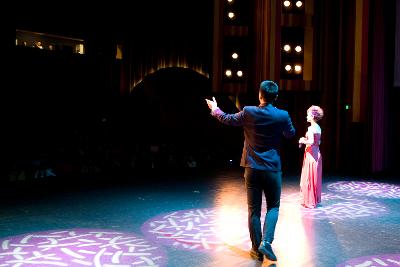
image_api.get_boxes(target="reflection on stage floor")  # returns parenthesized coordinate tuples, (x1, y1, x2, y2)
(0, 169, 399, 267)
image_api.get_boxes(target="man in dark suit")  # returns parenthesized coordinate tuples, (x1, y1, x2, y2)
(205, 80, 295, 262)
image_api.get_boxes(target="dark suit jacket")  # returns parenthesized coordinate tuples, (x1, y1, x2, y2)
(211, 103, 295, 171)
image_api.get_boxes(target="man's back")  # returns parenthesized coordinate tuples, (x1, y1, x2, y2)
(211, 103, 295, 171)
(240, 104, 295, 171)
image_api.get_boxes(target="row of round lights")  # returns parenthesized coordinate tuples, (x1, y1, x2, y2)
(283, 0, 304, 8)
(227, 0, 236, 20)
(282, 1, 304, 77)
(225, 69, 244, 77)
(283, 44, 302, 53)
(225, 52, 243, 77)
(284, 64, 302, 73)
(226, 1, 242, 78)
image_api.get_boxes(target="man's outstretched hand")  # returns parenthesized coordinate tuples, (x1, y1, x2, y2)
(205, 97, 218, 112)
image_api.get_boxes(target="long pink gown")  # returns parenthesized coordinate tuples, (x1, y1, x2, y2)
(300, 128, 322, 208)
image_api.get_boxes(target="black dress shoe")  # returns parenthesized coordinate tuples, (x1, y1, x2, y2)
(250, 248, 264, 261)
(258, 241, 277, 261)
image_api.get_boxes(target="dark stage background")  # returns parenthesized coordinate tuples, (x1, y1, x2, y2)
(5, 0, 400, 186)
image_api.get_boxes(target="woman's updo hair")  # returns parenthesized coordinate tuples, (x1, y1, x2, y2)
(307, 105, 324, 121)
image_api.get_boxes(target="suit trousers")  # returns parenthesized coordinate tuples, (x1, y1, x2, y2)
(244, 167, 281, 249)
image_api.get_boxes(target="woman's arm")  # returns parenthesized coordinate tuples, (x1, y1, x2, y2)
(299, 127, 314, 145)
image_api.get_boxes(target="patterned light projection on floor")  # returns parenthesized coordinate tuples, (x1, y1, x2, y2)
(281, 192, 388, 220)
(336, 254, 400, 267)
(0, 229, 167, 267)
(141, 190, 388, 253)
(141, 208, 251, 252)
(327, 181, 400, 199)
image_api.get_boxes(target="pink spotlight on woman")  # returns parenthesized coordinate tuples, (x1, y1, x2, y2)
(298, 105, 324, 208)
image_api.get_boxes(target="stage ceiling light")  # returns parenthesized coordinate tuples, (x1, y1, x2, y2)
(283, 1, 292, 8)
(285, 64, 292, 72)
(283, 1, 291, 8)
(294, 64, 302, 73)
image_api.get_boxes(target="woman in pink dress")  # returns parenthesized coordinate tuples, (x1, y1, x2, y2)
(298, 105, 324, 208)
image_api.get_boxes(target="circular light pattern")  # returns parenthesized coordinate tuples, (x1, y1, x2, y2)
(295, 45, 302, 53)
(283, 44, 291, 52)
(283, 0, 291, 7)
(142, 208, 253, 252)
(294, 65, 302, 73)
(327, 181, 400, 199)
(141, 188, 389, 254)
(336, 254, 400, 267)
(237, 70, 243, 77)
(228, 12, 235, 19)
(296, 1, 303, 8)
(231, 52, 238, 59)
(227, 0, 233, 2)
(281, 192, 388, 220)
(0, 229, 167, 267)
(285, 64, 292, 71)
(225, 69, 232, 77)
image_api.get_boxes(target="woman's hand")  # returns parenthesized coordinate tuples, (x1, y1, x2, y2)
(299, 137, 306, 144)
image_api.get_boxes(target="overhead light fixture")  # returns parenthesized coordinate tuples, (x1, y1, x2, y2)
(285, 64, 292, 72)
(283, 1, 291, 8)
(225, 69, 232, 77)
(296, 1, 303, 8)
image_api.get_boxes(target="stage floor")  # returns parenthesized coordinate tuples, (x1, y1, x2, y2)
(0, 169, 399, 267)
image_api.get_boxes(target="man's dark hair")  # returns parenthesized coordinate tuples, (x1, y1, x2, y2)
(259, 80, 279, 102)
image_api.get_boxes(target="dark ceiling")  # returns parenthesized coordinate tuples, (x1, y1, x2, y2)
(15, 0, 214, 40)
